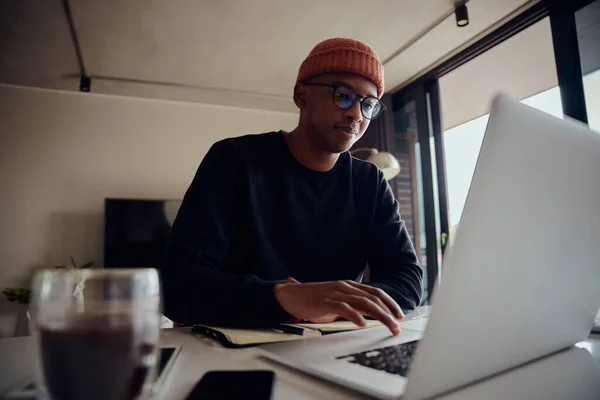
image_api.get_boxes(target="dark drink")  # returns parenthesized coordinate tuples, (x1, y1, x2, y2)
(39, 313, 157, 400)
(38, 313, 157, 400)
(32, 269, 161, 400)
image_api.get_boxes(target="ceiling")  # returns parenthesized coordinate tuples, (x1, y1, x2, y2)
(0, 0, 535, 113)
(439, 17, 558, 130)
(440, 0, 600, 130)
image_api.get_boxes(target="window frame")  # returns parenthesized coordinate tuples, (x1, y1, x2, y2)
(391, 0, 594, 299)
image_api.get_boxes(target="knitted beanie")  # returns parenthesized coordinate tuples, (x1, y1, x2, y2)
(296, 38, 384, 98)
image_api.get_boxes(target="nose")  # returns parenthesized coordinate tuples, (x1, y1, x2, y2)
(343, 100, 363, 123)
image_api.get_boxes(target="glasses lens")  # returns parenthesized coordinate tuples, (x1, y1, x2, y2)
(333, 86, 356, 109)
(362, 97, 383, 119)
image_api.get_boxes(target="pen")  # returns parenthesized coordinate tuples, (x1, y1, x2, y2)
(274, 324, 307, 336)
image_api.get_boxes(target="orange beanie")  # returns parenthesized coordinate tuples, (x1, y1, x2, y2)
(296, 38, 384, 98)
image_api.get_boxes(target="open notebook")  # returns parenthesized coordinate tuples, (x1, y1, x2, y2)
(192, 320, 383, 348)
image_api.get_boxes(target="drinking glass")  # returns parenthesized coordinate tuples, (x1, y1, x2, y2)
(31, 268, 161, 400)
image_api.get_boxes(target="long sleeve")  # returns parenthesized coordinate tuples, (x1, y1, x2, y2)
(160, 141, 290, 327)
(366, 170, 424, 311)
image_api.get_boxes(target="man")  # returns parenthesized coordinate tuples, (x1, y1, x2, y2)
(161, 38, 423, 335)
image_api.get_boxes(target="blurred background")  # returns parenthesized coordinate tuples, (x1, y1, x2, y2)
(0, 0, 598, 336)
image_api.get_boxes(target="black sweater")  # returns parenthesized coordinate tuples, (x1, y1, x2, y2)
(161, 131, 423, 327)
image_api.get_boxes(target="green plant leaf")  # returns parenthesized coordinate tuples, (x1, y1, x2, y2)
(2, 288, 31, 303)
(80, 261, 95, 269)
(70, 256, 77, 269)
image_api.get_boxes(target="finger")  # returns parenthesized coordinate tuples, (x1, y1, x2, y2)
(342, 295, 400, 336)
(286, 277, 301, 284)
(343, 280, 404, 320)
(334, 282, 395, 318)
(326, 300, 366, 328)
(342, 281, 403, 319)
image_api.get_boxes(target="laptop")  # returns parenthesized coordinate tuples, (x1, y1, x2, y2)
(258, 94, 600, 400)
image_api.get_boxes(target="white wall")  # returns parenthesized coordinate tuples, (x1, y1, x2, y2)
(0, 84, 298, 291)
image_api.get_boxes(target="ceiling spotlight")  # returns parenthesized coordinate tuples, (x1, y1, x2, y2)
(79, 75, 91, 92)
(455, 3, 469, 27)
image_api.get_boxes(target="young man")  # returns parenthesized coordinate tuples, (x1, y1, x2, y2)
(161, 38, 423, 335)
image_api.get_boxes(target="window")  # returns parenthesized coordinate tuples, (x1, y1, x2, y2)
(576, 0, 600, 132)
(391, 1, 596, 300)
(393, 85, 445, 302)
(439, 17, 561, 228)
(394, 100, 429, 299)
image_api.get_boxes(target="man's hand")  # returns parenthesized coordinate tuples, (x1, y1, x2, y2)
(274, 280, 404, 335)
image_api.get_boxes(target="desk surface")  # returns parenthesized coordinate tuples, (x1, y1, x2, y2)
(1, 318, 600, 400)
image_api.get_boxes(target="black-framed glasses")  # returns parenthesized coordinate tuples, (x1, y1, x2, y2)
(303, 82, 386, 120)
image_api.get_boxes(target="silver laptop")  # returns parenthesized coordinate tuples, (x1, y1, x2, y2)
(259, 94, 600, 400)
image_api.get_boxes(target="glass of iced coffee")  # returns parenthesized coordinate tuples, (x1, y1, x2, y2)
(31, 268, 161, 400)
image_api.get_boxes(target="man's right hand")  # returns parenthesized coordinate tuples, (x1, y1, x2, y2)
(274, 280, 403, 335)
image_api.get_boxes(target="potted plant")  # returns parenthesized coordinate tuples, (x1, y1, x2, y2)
(1, 288, 31, 336)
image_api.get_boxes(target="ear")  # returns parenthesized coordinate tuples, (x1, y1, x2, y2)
(293, 83, 307, 110)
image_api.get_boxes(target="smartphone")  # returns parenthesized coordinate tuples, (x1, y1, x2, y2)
(185, 370, 275, 400)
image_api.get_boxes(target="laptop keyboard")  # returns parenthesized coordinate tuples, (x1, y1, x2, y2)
(336, 340, 419, 377)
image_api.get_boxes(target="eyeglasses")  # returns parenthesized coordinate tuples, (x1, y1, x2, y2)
(303, 82, 386, 120)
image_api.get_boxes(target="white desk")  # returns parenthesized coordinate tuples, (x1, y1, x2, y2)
(1, 324, 600, 399)
(436, 340, 600, 400)
(0, 328, 366, 400)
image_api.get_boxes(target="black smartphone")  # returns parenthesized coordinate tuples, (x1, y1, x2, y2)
(185, 370, 275, 400)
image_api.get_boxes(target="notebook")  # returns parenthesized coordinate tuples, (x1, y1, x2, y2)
(192, 320, 383, 348)
(292, 320, 383, 333)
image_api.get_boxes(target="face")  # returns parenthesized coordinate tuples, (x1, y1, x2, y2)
(294, 72, 378, 154)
